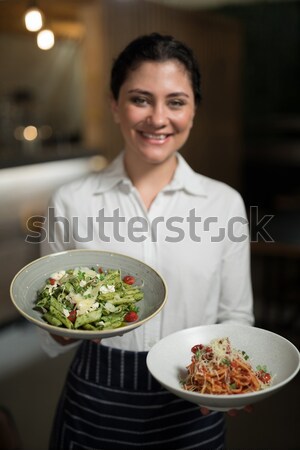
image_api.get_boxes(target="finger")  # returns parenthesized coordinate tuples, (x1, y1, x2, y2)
(50, 334, 78, 345)
(200, 407, 211, 416)
(227, 409, 238, 417)
(244, 404, 253, 414)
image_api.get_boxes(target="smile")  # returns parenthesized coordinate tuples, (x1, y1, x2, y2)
(140, 132, 171, 141)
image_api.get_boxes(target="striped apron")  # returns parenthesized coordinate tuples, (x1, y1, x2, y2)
(49, 341, 226, 450)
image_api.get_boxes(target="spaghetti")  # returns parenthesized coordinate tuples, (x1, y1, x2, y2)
(182, 337, 272, 395)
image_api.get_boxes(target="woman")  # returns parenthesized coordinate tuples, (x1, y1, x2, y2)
(41, 33, 254, 450)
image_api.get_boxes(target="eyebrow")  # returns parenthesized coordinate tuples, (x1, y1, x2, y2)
(127, 89, 190, 98)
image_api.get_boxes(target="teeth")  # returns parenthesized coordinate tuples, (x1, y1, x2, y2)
(142, 133, 167, 140)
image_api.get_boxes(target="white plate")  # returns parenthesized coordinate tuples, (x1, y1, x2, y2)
(146, 324, 300, 411)
(10, 249, 167, 339)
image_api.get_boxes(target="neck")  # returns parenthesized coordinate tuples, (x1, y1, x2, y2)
(124, 153, 178, 209)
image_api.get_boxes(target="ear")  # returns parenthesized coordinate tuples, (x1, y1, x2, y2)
(110, 94, 120, 124)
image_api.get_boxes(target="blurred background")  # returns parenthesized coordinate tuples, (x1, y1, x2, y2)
(0, 0, 299, 448)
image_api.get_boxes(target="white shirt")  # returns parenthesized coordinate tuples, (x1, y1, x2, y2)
(40, 152, 254, 356)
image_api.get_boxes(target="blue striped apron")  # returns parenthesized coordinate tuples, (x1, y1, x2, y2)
(49, 341, 225, 450)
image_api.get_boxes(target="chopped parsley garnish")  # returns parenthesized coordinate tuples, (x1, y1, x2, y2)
(242, 350, 249, 360)
(222, 358, 231, 366)
(256, 364, 268, 372)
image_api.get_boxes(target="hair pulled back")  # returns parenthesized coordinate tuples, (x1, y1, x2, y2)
(110, 32, 201, 106)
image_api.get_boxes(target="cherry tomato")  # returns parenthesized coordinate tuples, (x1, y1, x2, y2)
(257, 370, 271, 384)
(49, 278, 56, 285)
(68, 310, 77, 323)
(191, 344, 203, 353)
(124, 311, 138, 322)
(123, 275, 135, 285)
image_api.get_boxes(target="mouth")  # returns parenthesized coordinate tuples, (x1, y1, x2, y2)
(138, 131, 172, 142)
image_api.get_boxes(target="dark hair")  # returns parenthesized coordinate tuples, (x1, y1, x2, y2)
(110, 32, 201, 106)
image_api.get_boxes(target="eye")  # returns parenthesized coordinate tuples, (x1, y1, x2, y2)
(168, 99, 186, 109)
(130, 96, 149, 107)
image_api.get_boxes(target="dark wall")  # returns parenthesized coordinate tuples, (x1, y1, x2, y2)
(219, 1, 300, 124)
(215, 1, 300, 254)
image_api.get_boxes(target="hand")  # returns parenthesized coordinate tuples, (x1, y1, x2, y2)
(227, 404, 253, 416)
(50, 334, 78, 346)
(50, 333, 101, 346)
(200, 404, 253, 416)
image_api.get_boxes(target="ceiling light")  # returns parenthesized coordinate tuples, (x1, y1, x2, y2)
(37, 29, 55, 50)
(24, 7, 43, 32)
(23, 126, 38, 141)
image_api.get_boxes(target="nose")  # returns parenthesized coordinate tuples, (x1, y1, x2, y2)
(146, 103, 167, 128)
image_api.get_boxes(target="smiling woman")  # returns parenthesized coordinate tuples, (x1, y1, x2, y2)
(111, 61, 195, 170)
(38, 32, 254, 450)
(110, 33, 201, 208)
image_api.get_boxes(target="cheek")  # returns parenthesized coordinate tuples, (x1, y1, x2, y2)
(112, 105, 128, 126)
(121, 105, 144, 125)
(118, 109, 140, 138)
(175, 113, 194, 132)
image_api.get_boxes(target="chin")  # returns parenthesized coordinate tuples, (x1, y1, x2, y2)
(141, 151, 176, 166)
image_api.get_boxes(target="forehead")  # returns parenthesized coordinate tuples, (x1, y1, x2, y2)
(123, 60, 193, 91)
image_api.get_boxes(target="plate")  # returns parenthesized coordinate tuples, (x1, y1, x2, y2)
(10, 249, 167, 339)
(146, 324, 300, 411)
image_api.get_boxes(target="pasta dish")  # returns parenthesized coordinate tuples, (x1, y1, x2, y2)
(182, 337, 273, 395)
(34, 266, 143, 331)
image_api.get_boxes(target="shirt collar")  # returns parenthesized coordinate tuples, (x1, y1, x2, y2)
(92, 152, 130, 195)
(165, 153, 208, 197)
(92, 151, 207, 197)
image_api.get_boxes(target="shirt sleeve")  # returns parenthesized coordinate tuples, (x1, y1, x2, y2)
(40, 188, 74, 257)
(36, 327, 80, 358)
(217, 193, 254, 326)
(38, 189, 81, 357)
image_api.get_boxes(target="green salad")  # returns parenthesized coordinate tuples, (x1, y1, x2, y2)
(34, 266, 144, 331)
